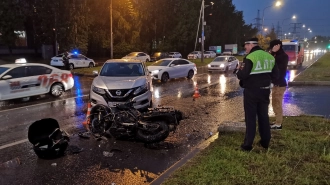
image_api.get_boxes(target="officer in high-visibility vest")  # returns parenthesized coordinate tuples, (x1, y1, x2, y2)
(235, 38, 279, 151)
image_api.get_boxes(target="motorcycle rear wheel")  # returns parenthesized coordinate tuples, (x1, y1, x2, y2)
(136, 121, 169, 143)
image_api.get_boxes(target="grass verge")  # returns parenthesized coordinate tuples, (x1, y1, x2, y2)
(295, 52, 330, 81)
(163, 116, 330, 185)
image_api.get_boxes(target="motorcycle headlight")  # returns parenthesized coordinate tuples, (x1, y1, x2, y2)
(133, 83, 148, 95)
(92, 85, 106, 95)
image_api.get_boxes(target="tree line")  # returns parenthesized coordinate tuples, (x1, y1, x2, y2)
(1, 0, 265, 57)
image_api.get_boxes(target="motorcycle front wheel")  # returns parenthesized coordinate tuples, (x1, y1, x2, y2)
(136, 121, 169, 143)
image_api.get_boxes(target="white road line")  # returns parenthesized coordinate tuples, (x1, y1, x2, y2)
(0, 95, 89, 113)
(0, 139, 28, 150)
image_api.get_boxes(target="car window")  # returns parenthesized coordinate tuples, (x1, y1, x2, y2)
(178, 60, 189, 65)
(139, 53, 146, 56)
(71, 55, 78, 58)
(151, 59, 172, 66)
(213, 57, 227, 62)
(78, 54, 86, 59)
(27, 66, 52, 76)
(56, 54, 63, 57)
(0, 67, 10, 76)
(100, 63, 144, 76)
(171, 60, 180, 66)
(4, 66, 27, 79)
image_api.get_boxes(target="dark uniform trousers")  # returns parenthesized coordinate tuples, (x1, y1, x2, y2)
(242, 88, 271, 149)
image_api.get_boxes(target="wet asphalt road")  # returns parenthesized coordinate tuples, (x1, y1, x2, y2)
(0, 52, 328, 185)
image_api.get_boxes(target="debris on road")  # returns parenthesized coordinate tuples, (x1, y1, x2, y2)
(103, 151, 114, 157)
(67, 145, 84, 154)
(78, 132, 91, 139)
(0, 158, 20, 169)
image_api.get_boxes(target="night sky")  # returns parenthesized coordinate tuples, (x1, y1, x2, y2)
(231, 0, 330, 38)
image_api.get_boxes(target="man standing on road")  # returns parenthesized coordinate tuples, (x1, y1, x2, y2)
(269, 39, 289, 130)
(62, 52, 70, 70)
(235, 38, 279, 151)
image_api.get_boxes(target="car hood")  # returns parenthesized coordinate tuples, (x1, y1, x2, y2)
(147, 66, 167, 72)
(93, 76, 147, 89)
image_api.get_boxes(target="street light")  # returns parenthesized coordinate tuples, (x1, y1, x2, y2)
(262, 1, 282, 32)
(281, 15, 296, 39)
(201, 1, 213, 63)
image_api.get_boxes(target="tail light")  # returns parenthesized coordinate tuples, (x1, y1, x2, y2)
(68, 73, 73, 78)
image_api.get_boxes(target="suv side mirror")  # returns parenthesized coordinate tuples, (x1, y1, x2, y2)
(92, 71, 98, 76)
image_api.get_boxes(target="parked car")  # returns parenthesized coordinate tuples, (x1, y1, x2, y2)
(207, 56, 239, 72)
(237, 50, 246, 56)
(122, 52, 150, 62)
(204, 51, 217, 58)
(222, 49, 233, 56)
(150, 52, 169, 62)
(168, 52, 182, 58)
(0, 60, 74, 100)
(187, 51, 201, 59)
(50, 53, 95, 70)
(148, 58, 197, 83)
(90, 59, 152, 110)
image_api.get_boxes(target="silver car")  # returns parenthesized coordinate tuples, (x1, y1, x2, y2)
(90, 59, 152, 110)
(208, 56, 239, 72)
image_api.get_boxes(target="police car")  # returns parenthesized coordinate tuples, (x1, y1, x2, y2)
(50, 52, 95, 70)
(0, 58, 74, 101)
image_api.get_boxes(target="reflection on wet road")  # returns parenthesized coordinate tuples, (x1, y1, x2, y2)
(0, 52, 327, 184)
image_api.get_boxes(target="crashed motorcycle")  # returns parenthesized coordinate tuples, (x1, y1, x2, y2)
(88, 101, 183, 143)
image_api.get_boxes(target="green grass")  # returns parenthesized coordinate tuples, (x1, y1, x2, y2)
(163, 116, 330, 185)
(295, 52, 330, 81)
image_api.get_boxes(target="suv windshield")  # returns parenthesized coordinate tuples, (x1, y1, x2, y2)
(282, 45, 296, 52)
(100, 63, 144, 76)
(151, 59, 172, 66)
(0, 67, 10, 75)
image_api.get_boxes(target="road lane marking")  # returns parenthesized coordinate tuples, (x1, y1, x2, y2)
(0, 139, 28, 150)
(0, 95, 89, 113)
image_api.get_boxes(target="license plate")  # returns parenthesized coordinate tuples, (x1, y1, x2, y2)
(53, 60, 58, 62)
(108, 102, 124, 107)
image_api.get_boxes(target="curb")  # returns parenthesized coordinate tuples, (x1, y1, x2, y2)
(288, 81, 330, 86)
(150, 133, 220, 185)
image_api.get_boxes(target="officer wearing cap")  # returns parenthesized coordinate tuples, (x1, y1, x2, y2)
(269, 39, 288, 130)
(235, 38, 279, 151)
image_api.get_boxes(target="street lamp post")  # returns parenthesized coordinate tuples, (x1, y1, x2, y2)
(110, 0, 113, 59)
(201, 0, 205, 63)
(281, 15, 296, 39)
(262, 1, 281, 32)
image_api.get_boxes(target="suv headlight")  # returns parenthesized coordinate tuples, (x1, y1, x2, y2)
(220, 64, 225, 68)
(92, 85, 106, 95)
(133, 83, 148, 95)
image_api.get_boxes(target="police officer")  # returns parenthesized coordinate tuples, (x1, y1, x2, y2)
(235, 38, 279, 151)
(62, 52, 70, 70)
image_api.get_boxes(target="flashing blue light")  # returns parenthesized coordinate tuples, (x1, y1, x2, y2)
(74, 51, 78, 54)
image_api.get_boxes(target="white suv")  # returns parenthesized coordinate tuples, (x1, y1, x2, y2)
(90, 59, 152, 110)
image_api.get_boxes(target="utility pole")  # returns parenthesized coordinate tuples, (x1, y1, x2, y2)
(201, 0, 204, 63)
(254, 10, 262, 33)
(110, 0, 113, 59)
(290, 23, 302, 40)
